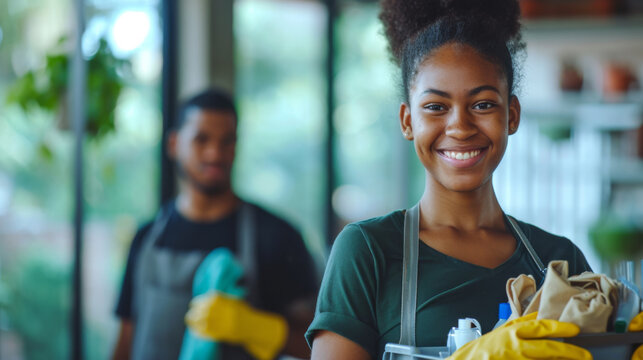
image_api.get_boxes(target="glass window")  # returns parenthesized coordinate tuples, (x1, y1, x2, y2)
(234, 0, 327, 264)
(0, 0, 162, 358)
(83, 1, 163, 358)
(333, 2, 423, 228)
(0, 1, 75, 358)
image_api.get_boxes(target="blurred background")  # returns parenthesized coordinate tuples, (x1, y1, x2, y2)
(0, 0, 642, 359)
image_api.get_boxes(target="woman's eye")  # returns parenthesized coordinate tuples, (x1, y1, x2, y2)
(474, 102, 495, 110)
(424, 104, 445, 111)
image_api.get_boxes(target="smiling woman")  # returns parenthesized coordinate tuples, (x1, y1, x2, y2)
(306, 0, 593, 359)
(401, 44, 520, 194)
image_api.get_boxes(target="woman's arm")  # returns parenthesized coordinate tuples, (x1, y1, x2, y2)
(306, 224, 380, 358)
(311, 330, 372, 360)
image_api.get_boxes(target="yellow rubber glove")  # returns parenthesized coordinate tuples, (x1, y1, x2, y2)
(449, 312, 592, 360)
(628, 312, 643, 360)
(629, 312, 643, 332)
(185, 292, 288, 360)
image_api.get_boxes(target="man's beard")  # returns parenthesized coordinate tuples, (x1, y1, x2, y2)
(175, 163, 230, 197)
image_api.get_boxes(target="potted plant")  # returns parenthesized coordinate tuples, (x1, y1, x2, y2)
(6, 36, 130, 141)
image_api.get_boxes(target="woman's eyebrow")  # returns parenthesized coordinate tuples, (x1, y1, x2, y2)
(420, 85, 500, 98)
(420, 88, 451, 98)
(469, 85, 500, 96)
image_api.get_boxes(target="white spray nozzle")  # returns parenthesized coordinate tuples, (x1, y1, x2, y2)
(457, 318, 481, 331)
(453, 318, 482, 350)
(458, 319, 472, 329)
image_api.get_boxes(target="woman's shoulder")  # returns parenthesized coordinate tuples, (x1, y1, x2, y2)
(346, 209, 405, 235)
(338, 209, 404, 243)
(331, 209, 405, 259)
(513, 218, 573, 246)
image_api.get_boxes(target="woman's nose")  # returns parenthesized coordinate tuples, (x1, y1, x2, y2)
(444, 107, 477, 139)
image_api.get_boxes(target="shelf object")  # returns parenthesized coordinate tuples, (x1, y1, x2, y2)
(523, 16, 643, 58)
(523, 95, 643, 132)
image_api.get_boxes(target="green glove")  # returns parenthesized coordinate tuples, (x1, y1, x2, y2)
(185, 292, 288, 360)
(628, 312, 643, 360)
(449, 312, 592, 360)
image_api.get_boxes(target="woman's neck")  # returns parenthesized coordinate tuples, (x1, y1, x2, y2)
(176, 186, 240, 222)
(420, 177, 505, 232)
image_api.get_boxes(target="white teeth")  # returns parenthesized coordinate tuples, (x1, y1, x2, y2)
(444, 150, 481, 160)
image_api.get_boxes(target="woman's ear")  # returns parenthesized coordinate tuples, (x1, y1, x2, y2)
(399, 102, 414, 140)
(167, 131, 178, 160)
(508, 96, 521, 135)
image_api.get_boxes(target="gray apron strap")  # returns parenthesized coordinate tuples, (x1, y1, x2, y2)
(399, 202, 420, 346)
(133, 206, 172, 317)
(506, 215, 547, 281)
(237, 202, 259, 306)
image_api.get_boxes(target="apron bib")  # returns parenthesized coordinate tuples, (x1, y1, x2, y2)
(131, 202, 258, 360)
(383, 203, 547, 359)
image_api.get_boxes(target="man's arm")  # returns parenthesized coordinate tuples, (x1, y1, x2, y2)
(275, 224, 319, 358)
(111, 320, 134, 360)
(282, 297, 316, 358)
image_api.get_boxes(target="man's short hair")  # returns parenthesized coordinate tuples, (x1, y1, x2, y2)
(175, 88, 237, 130)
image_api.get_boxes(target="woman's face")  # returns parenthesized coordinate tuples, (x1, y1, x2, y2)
(400, 43, 520, 193)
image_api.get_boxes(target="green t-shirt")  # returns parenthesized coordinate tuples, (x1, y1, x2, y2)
(305, 210, 591, 358)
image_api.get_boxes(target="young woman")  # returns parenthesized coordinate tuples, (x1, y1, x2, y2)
(306, 0, 593, 359)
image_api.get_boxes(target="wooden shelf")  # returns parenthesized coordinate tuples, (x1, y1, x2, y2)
(608, 159, 643, 184)
(523, 16, 643, 40)
(522, 16, 643, 57)
(523, 95, 643, 131)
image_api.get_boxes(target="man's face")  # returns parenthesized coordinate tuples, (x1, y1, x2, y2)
(170, 108, 237, 195)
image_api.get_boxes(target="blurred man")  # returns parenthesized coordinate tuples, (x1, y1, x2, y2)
(112, 88, 318, 360)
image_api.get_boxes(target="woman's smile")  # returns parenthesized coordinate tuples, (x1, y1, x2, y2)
(437, 147, 488, 168)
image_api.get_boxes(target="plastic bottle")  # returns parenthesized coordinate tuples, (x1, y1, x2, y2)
(450, 318, 481, 351)
(614, 278, 641, 332)
(492, 302, 511, 330)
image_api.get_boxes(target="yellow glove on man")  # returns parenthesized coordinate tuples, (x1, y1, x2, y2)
(449, 312, 592, 360)
(628, 312, 643, 360)
(185, 292, 288, 360)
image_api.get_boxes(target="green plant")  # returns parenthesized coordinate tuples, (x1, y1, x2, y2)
(589, 217, 643, 260)
(6, 36, 130, 139)
(3, 247, 109, 360)
(4, 250, 70, 360)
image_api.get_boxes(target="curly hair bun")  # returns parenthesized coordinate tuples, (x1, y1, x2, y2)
(379, 0, 521, 63)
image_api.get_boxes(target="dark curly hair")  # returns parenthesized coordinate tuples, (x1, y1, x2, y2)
(379, 0, 526, 102)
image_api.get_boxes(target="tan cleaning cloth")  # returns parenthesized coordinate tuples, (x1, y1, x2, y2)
(506, 274, 537, 321)
(537, 261, 584, 321)
(506, 260, 616, 333)
(568, 272, 619, 309)
(559, 291, 613, 333)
